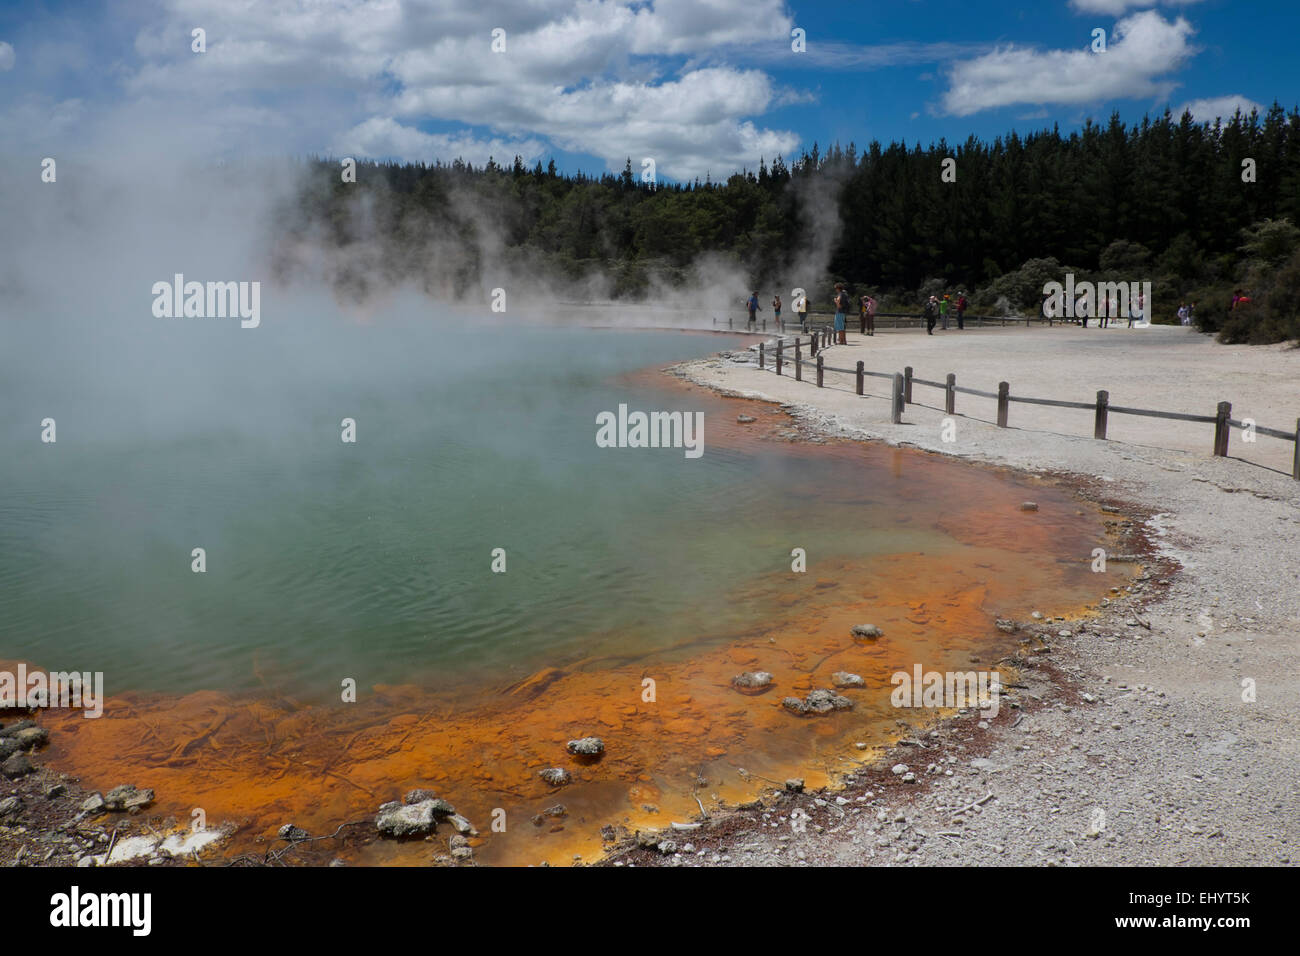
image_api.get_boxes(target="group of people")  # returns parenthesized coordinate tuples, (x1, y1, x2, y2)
(1038, 292, 1146, 328)
(829, 285, 881, 342)
(746, 285, 995, 340)
(747, 291, 810, 332)
(745, 285, 1231, 335)
(746, 286, 881, 343)
(921, 292, 969, 334)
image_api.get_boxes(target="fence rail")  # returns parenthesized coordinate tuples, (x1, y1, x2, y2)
(743, 328, 1300, 480)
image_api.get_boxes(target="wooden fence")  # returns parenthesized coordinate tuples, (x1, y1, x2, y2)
(750, 329, 1300, 480)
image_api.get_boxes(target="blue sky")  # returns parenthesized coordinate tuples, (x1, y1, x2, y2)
(0, 0, 1294, 181)
(777, 0, 1294, 157)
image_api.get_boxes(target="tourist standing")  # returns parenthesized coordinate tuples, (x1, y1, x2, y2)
(939, 294, 950, 330)
(955, 292, 967, 330)
(797, 291, 809, 331)
(746, 291, 759, 329)
(924, 295, 938, 335)
(772, 293, 783, 332)
(833, 284, 849, 344)
(864, 294, 877, 336)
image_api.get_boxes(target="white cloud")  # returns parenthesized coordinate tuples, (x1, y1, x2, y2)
(105, 0, 802, 180)
(0, 41, 15, 71)
(1178, 94, 1263, 123)
(940, 10, 1196, 116)
(0, 95, 83, 145)
(386, 65, 797, 179)
(1069, 0, 1204, 14)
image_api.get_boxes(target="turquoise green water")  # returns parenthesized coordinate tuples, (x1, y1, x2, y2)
(0, 320, 934, 696)
(0, 317, 1106, 703)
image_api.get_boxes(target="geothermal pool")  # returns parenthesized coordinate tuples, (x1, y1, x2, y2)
(0, 319, 1126, 864)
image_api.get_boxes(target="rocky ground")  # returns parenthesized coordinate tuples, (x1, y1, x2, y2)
(602, 328, 1300, 867)
(0, 716, 222, 867)
(0, 714, 491, 867)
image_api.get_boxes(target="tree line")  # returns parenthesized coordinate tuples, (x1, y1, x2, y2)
(273, 104, 1300, 343)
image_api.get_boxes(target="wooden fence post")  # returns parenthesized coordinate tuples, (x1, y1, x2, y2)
(945, 373, 956, 415)
(758, 342, 764, 369)
(1214, 401, 1231, 457)
(904, 366, 913, 403)
(856, 361, 865, 395)
(776, 340, 783, 376)
(794, 340, 802, 381)
(1293, 418, 1300, 480)
(816, 354, 824, 388)
(997, 381, 1009, 428)
(810, 332, 817, 356)
(891, 373, 904, 424)
(1094, 390, 1109, 440)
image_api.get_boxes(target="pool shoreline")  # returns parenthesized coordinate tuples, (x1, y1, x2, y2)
(2, 361, 1135, 868)
(624, 337, 1299, 867)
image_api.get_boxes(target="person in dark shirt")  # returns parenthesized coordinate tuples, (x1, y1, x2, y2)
(833, 284, 849, 344)
(746, 292, 759, 329)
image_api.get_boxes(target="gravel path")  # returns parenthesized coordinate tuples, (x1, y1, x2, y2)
(607, 325, 1300, 867)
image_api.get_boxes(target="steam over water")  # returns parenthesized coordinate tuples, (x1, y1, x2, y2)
(3, 298, 1125, 865)
(0, 316, 946, 694)
(0, 319, 736, 689)
(1, 312, 1108, 705)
